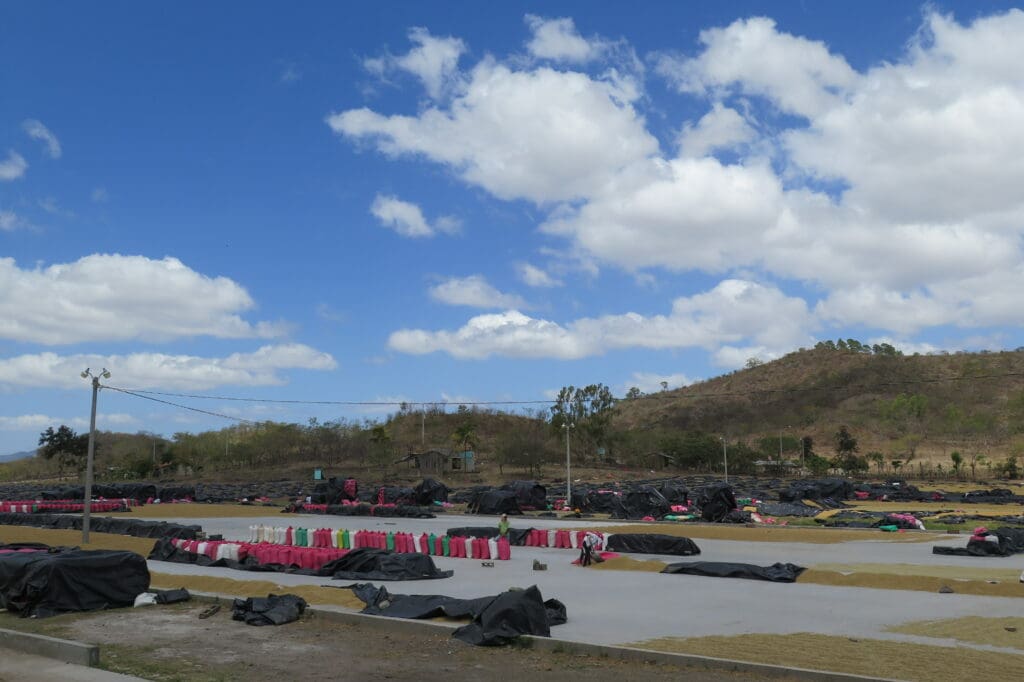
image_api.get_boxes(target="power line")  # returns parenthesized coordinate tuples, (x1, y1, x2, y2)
(103, 386, 557, 407)
(103, 385, 256, 424)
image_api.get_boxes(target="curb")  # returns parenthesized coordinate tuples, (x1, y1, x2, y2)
(183, 589, 903, 682)
(0, 627, 99, 667)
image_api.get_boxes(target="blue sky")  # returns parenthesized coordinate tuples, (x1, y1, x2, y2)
(3, 1, 1024, 454)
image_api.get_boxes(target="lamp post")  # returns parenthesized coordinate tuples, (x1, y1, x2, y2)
(80, 367, 110, 544)
(562, 422, 574, 509)
(721, 436, 728, 482)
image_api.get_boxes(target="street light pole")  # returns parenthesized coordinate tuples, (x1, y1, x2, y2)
(80, 368, 109, 544)
(721, 436, 728, 482)
(562, 422, 574, 509)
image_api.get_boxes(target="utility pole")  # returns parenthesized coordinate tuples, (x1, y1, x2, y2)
(421, 410, 425, 447)
(80, 368, 109, 544)
(721, 436, 729, 483)
(562, 422, 575, 509)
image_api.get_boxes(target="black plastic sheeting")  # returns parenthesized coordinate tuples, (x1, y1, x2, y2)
(697, 482, 737, 522)
(0, 544, 150, 617)
(413, 478, 450, 505)
(756, 502, 821, 518)
(468, 489, 522, 515)
(779, 479, 853, 504)
(232, 594, 307, 626)
(321, 548, 453, 581)
(40, 484, 196, 502)
(611, 485, 671, 520)
(310, 477, 359, 504)
(349, 583, 566, 646)
(661, 561, 806, 582)
(0, 512, 201, 539)
(500, 481, 547, 510)
(445, 526, 533, 546)
(148, 538, 452, 581)
(605, 533, 701, 556)
(933, 527, 1024, 557)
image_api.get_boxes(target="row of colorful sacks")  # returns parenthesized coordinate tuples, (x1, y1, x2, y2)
(523, 529, 609, 551)
(0, 499, 132, 513)
(244, 526, 511, 560)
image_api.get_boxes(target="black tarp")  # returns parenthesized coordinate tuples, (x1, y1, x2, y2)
(933, 527, 1024, 557)
(468, 490, 522, 515)
(0, 512, 200, 539)
(611, 485, 671, 520)
(348, 583, 566, 646)
(659, 481, 689, 505)
(232, 594, 307, 626)
(445, 526, 533, 546)
(661, 561, 806, 582)
(311, 477, 359, 505)
(148, 539, 452, 581)
(697, 482, 737, 522)
(500, 481, 547, 510)
(756, 502, 821, 518)
(413, 478, 450, 505)
(0, 545, 150, 617)
(322, 548, 453, 581)
(377, 486, 415, 505)
(779, 478, 853, 504)
(605, 533, 701, 556)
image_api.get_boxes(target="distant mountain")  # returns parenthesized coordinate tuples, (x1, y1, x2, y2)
(0, 450, 34, 463)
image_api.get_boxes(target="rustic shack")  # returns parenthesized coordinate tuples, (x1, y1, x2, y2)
(398, 449, 475, 474)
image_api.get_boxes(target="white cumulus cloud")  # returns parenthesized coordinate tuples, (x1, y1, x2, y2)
(370, 194, 459, 237)
(429, 275, 526, 309)
(365, 27, 465, 100)
(0, 344, 337, 391)
(516, 263, 563, 288)
(525, 15, 599, 62)
(329, 61, 658, 204)
(390, 279, 814, 360)
(0, 254, 285, 345)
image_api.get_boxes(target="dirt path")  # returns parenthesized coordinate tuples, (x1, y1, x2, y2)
(39, 604, 784, 682)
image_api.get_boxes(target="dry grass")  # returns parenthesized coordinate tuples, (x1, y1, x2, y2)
(0, 524, 159, 554)
(122, 503, 284, 519)
(596, 522, 938, 543)
(889, 616, 1024, 649)
(799, 569, 1024, 598)
(627, 633, 1024, 682)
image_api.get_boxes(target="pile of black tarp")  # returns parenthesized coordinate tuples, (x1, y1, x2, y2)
(40, 483, 196, 502)
(310, 477, 359, 505)
(605, 533, 700, 556)
(376, 486, 416, 505)
(0, 543, 150, 617)
(0, 512, 200, 539)
(957, 489, 1024, 505)
(778, 478, 853, 505)
(610, 485, 671, 520)
(696, 482, 737, 522)
(933, 527, 1024, 557)
(148, 538, 452, 580)
(349, 583, 566, 646)
(321, 548, 453, 581)
(468, 489, 522, 515)
(500, 481, 547, 510)
(569, 488, 623, 515)
(756, 501, 821, 518)
(413, 478, 449, 505)
(661, 561, 805, 582)
(232, 594, 307, 626)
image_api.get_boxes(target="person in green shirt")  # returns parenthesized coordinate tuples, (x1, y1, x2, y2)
(498, 513, 510, 539)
